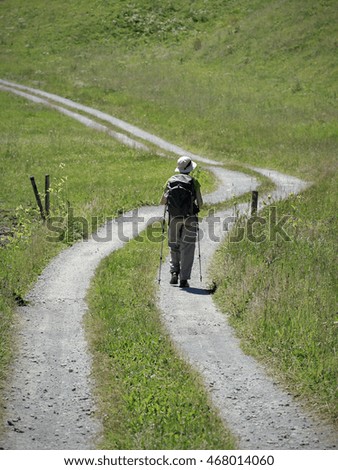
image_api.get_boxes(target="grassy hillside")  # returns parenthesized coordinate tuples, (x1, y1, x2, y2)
(1, 0, 337, 443)
(1, 0, 336, 176)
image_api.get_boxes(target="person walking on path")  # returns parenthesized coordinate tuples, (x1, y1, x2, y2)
(160, 156, 203, 288)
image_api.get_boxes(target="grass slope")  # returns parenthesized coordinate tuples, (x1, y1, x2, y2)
(1, 0, 336, 175)
(0, 0, 337, 440)
(211, 182, 337, 421)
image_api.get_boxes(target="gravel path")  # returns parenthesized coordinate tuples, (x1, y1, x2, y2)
(0, 81, 336, 450)
(0, 206, 163, 449)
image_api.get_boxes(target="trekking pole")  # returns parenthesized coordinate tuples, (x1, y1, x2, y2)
(158, 204, 167, 284)
(197, 217, 202, 282)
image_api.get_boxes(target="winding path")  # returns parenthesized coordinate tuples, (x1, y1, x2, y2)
(0, 81, 336, 450)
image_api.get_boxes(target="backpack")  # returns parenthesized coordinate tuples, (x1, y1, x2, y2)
(166, 174, 197, 217)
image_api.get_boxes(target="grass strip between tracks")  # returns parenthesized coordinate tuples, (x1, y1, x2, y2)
(86, 224, 235, 449)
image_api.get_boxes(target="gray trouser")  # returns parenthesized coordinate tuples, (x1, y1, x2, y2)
(168, 216, 198, 280)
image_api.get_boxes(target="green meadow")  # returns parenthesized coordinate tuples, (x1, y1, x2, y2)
(0, 0, 337, 446)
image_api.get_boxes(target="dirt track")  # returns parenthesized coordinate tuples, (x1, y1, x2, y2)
(0, 81, 336, 450)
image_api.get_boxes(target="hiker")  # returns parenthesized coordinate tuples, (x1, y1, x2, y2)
(160, 156, 203, 288)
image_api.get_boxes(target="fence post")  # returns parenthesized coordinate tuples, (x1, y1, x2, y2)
(30, 176, 45, 221)
(251, 190, 258, 216)
(45, 174, 50, 217)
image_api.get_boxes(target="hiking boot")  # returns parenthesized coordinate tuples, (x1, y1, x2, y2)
(170, 272, 178, 284)
(179, 280, 189, 288)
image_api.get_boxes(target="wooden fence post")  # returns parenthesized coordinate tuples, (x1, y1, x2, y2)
(30, 176, 45, 221)
(45, 174, 50, 217)
(251, 190, 258, 216)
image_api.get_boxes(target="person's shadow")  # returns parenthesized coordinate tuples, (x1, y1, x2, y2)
(180, 287, 212, 295)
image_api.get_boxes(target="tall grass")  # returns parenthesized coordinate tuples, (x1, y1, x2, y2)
(211, 167, 338, 422)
